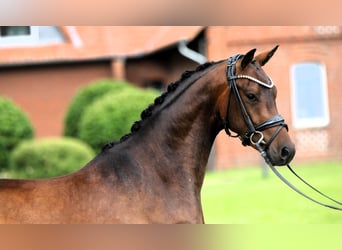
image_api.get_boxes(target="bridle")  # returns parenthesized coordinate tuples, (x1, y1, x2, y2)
(224, 54, 288, 148)
(224, 54, 342, 210)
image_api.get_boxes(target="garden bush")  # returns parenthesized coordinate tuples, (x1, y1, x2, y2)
(64, 79, 135, 138)
(0, 97, 34, 170)
(79, 88, 160, 151)
(9, 137, 95, 179)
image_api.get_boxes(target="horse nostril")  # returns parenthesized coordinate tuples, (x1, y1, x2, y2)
(281, 146, 290, 160)
(277, 146, 295, 165)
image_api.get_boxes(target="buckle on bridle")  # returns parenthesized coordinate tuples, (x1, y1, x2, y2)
(249, 131, 266, 146)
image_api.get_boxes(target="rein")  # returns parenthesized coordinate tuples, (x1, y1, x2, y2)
(225, 54, 342, 210)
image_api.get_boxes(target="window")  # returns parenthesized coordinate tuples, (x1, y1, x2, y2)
(0, 26, 31, 36)
(290, 62, 330, 129)
(0, 26, 39, 46)
(0, 26, 64, 47)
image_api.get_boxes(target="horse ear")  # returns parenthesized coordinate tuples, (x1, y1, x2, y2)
(256, 45, 279, 66)
(241, 48, 256, 70)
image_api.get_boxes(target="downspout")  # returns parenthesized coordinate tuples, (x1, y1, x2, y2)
(178, 40, 207, 64)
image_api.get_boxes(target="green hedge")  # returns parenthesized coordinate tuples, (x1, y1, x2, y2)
(0, 97, 34, 170)
(64, 79, 135, 138)
(79, 88, 160, 151)
(9, 137, 95, 179)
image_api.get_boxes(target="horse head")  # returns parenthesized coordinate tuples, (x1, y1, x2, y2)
(223, 46, 295, 166)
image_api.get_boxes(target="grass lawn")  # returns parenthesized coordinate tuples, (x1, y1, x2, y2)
(201, 161, 342, 224)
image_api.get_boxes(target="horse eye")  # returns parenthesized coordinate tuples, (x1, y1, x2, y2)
(246, 93, 257, 102)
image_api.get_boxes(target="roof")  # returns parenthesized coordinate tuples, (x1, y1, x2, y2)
(0, 26, 204, 66)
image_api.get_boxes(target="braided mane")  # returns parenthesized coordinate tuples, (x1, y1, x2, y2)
(102, 61, 219, 151)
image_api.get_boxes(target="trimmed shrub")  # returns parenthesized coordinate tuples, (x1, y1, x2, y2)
(64, 79, 135, 138)
(9, 137, 95, 179)
(79, 88, 160, 151)
(0, 97, 34, 170)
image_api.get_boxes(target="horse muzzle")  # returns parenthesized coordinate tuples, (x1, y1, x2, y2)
(267, 142, 296, 166)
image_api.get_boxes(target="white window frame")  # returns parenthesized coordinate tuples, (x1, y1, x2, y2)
(290, 62, 330, 129)
(0, 26, 39, 47)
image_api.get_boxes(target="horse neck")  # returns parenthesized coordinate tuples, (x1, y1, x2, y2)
(127, 62, 227, 188)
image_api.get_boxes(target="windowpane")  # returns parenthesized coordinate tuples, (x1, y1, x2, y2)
(0, 26, 64, 47)
(0, 26, 30, 37)
(291, 62, 329, 128)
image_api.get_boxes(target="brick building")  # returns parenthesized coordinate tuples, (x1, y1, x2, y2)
(0, 26, 203, 135)
(1, 26, 341, 169)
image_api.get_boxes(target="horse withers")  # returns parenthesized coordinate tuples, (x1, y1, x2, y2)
(0, 46, 295, 223)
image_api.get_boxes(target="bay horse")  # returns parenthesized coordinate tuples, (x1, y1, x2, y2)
(0, 46, 295, 224)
